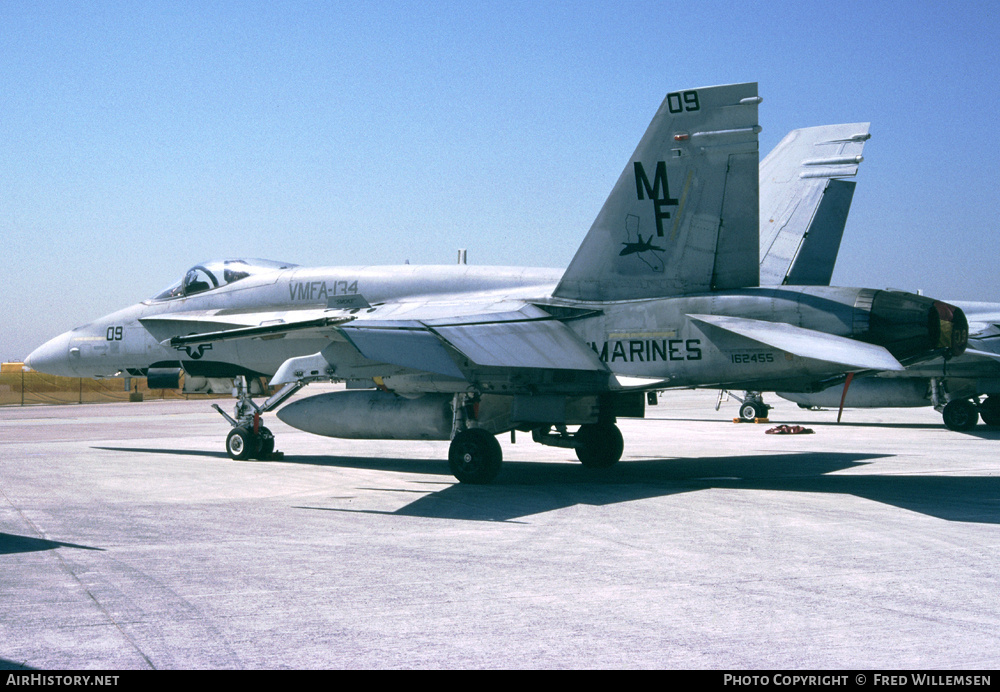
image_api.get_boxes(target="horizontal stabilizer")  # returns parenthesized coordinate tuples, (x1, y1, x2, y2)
(688, 313, 904, 371)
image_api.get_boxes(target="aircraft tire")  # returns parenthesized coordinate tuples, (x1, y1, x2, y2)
(980, 397, 1000, 427)
(226, 427, 260, 461)
(739, 402, 767, 422)
(942, 400, 979, 432)
(575, 423, 624, 468)
(449, 429, 503, 484)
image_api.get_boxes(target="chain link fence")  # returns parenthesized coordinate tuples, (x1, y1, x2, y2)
(0, 365, 229, 406)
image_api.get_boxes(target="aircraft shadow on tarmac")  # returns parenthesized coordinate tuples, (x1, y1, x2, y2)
(287, 452, 1000, 525)
(0, 532, 103, 556)
(92, 446, 231, 459)
(0, 658, 35, 671)
(90, 446, 1000, 525)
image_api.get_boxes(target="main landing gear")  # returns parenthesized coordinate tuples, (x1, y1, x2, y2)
(445, 393, 625, 484)
(572, 423, 625, 468)
(214, 376, 305, 461)
(981, 396, 1000, 427)
(445, 422, 625, 484)
(448, 428, 503, 484)
(942, 399, 979, 432)
(940, 395, 1000, 432)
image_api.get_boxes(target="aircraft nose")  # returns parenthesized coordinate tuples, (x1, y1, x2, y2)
(25, 332, 77, 377)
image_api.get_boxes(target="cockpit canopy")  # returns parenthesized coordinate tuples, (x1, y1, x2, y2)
(151, 259, 298, 301)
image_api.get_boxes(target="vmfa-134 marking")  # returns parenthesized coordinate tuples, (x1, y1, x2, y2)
(26, 83, 968, 483)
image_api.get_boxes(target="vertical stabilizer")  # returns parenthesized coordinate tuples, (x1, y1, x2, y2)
(782, 178, 856, 285)
(554, 83, 760, 302)
(758, 123, 870, 286)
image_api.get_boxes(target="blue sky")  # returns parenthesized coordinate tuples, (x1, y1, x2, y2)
(3, 0, 999, 360)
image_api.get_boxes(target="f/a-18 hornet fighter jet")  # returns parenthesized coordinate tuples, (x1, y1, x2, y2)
(27, 83, 968, 483)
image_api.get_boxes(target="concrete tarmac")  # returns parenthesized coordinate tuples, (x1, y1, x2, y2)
(2, 388, 999, 669)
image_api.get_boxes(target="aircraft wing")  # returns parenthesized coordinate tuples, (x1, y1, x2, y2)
(759, 123, 871, 286)
(336, 308, 606, 381)
(688, 313, 904, 371)
(143, 302, 608, 383)
(144, 299, 550, 346)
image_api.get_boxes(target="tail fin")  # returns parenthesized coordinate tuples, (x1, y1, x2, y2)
(554, 83, 760, 302)
(758, 123, 871, 286)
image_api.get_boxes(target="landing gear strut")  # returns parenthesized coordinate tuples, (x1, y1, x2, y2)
(214, 376, 304, 460)
(446, 392, 504, 484)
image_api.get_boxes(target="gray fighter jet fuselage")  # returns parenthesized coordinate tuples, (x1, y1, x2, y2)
(31, 267, 952, 393)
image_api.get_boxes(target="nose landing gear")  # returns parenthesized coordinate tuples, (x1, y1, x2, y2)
(214, 376, 304, 461)
(717, 390, 771, 421)
(225, 424, 275, 460)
